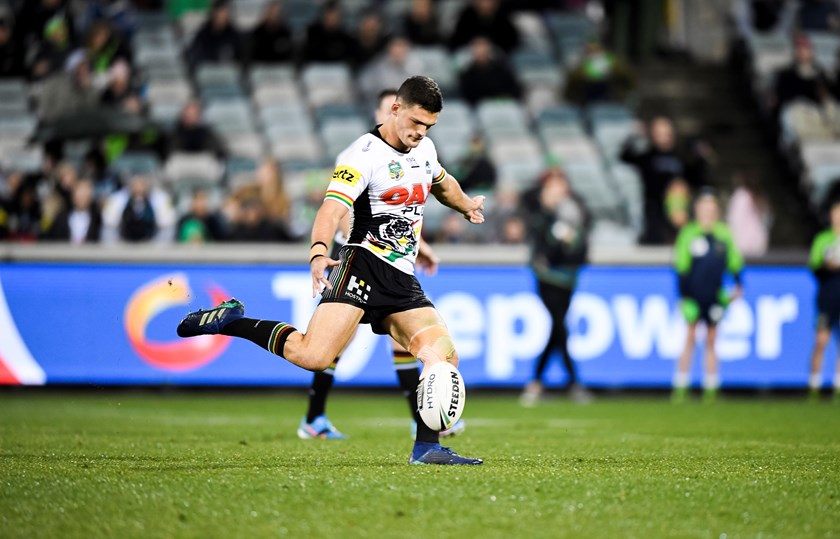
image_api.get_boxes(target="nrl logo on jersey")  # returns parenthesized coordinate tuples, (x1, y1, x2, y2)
(388, 160, 404, 180)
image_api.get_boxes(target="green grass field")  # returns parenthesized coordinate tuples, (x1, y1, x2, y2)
(1, 392, 839, 539)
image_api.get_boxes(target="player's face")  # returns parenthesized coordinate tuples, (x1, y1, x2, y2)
(375, 94, 397, 125)
(394, 102, 438, 149)
(694, 196, 719, 227)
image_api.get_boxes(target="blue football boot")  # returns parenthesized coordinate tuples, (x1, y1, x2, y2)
(177, 299, 245, 337)
(409, 442, 483, 465)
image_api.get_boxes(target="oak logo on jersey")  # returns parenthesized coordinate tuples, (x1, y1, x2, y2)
(380, 183, 429, 206)
(388, 160, 404, 180)
(332, 165, 361, 187)
(365, 214, 417, 256)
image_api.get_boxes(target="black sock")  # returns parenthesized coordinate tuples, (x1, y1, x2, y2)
(222, 318, 297, 357)
(306, 358, 338, 423)
(393, 351, 421, 420)
(414, 380, 440, 444)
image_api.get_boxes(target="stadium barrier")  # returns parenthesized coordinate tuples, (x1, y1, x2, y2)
(0, 244, 823, 388)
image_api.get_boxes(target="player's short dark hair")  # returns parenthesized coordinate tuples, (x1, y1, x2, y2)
(396, 76, 443, 113)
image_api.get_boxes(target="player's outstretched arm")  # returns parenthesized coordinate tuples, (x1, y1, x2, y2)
(309, 199, 348, 297)
(430, 174, 485, 224)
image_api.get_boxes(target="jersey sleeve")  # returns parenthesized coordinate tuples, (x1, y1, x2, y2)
(324, 148, 370, 209)
(426, 137, 448, 185)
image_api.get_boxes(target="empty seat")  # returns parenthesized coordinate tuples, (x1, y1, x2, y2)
(496, 161, 544, 192)
(545, 137, 600, 165)
(252, 82, 300, 107)
(196, 64, 240, 89)
(810, 163, 840, 206)
(321, 117, 367, 156)
(272, 135, 324, 162)
(301, 63, 354, 107)
(165, 152, 224, 187)
(593, 121, 636, 163)
(488, 135, 543, 165)
(204, 101, 255, 134)
(477, 100, 529, 140)
(150, 102, 184, 127)
(111, 151, 162, 178)
(224, 133, 266, 160)
(147, 81, 192, 105)
(0, 116, 35, 139)
(411, 47, 456, 91)
(0, 147, 43, 173)
(250, 64, 296, 86)
(587, 103, 635, 125)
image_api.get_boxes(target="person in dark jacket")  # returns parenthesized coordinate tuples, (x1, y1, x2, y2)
(248, 1, 294, 64)
(449, 0, 519, 53)
(807, 200, 840, 401)
(42, 179, 102, 243)
(404, 0, 441, 46)
(519, 167, 592, 406)
(458, 37, 521, 105)
(773, 34, 834, 112)
(119, 175, 157, 241)
(620, 116, 711, 245)
(169, 99, 226, 158)
(301, 2, 355, 64)
(0, 18, 24, 78)
(188, 0, 243, 67)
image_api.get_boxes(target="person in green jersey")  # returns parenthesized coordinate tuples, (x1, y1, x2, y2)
(672, 189, 744, 403)
(807, 200, 840, 401)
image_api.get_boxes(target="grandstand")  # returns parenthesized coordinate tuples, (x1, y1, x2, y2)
(0, 0, 653, 246)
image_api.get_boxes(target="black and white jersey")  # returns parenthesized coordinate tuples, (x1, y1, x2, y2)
(324, 128, 447, 274)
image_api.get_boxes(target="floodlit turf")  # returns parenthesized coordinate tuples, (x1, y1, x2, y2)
(1, 392, 839, 539)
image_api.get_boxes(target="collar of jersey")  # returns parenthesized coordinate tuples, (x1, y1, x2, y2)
(370, 125, 411, 155)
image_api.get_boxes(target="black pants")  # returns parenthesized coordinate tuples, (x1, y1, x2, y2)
(534, 280, 577, 387)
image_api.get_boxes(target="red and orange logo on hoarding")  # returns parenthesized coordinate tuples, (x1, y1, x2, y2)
(124, 274, 232, 371)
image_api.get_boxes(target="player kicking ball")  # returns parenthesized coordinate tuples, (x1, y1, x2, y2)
(178, 76, 483, 465)
(298, 89, 464, 440)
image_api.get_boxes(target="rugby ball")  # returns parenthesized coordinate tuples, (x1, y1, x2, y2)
(417, 362, 466, 431)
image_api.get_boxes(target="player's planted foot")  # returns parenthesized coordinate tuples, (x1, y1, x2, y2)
(808, 387, 821, 403)
(440, 419, 466, 438)
(569, 383, 593, 404)
(519, 380, 543, 408)
(177, 299, 245, 337)
(297, 415, 347, 440)
(671, 386, 689, 404)
(702, 388, 718, 404)
(409, 442, 482, 465)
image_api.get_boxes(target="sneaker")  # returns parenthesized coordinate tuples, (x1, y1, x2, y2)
(519, 380, 543, 408)
(297, 415, 347, 440)
(808, 387, 821, 403)
(569, 383, 593, 404)
(702, 387, 718, 404)
(671, 386, 689, 404)
(177, 299, 245, 337)
(408, 442, 483, 465)
(441, 419, 466, 438)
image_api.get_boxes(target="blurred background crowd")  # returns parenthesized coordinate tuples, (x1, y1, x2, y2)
(0, 0, 837, 252)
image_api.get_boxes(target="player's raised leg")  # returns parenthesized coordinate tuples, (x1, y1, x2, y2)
(384, 307, 481, 465)
(178, 299, 364, 373)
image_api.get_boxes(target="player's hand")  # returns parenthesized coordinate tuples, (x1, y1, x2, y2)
(416, 248, 440, 276)
(463, 195, 485, 224)
(311, 256, 340, 297)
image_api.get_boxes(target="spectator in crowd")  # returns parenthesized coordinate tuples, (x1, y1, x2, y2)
(726, 171, 771, 257)
(353, 9, 389, 69)
(431, 212, 473, 243)
(38, 52, 99, 122)
(458, 37, 521, 105)
(188, 0, 243, 67)
(620, 116, 711, 245)
(4, 173, 42, 241)
(449, 135, 496, 192)
(83, 147, 120, 200)
(672, 190, 744, 404)
(52, 161, 80, 209)
(450, 0, 519, 54)
(519, 167, 591, 406)
(498, 214, 526, 244)
(807, 199, 840, 401)
(42, 179, 102, 243)
(731, 0, 796, 38)
(773, 34, 834, 112)
(102, 174, 175, 242)
(228, 158, 295, 240)
(226, 194, 295, 242)
(359, 37, 422, 103)
(665, 177, 691, 231)
(100, 60, 143, 114)
(248, 1, 294, 64)
(796, 0, 840, 31)
(14, 0, 74, 52)
(564, 39, 636, 105)
(301, 2, 355, 64)
(30, 15, 73, 80)
(168, 99, 226, 158)
(404, 0, 441, 46)
(0, 18, 24, 78)
(84, 19, 132, 76)
(177, 188, 227, 242)
(80, 0, 137, 42)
